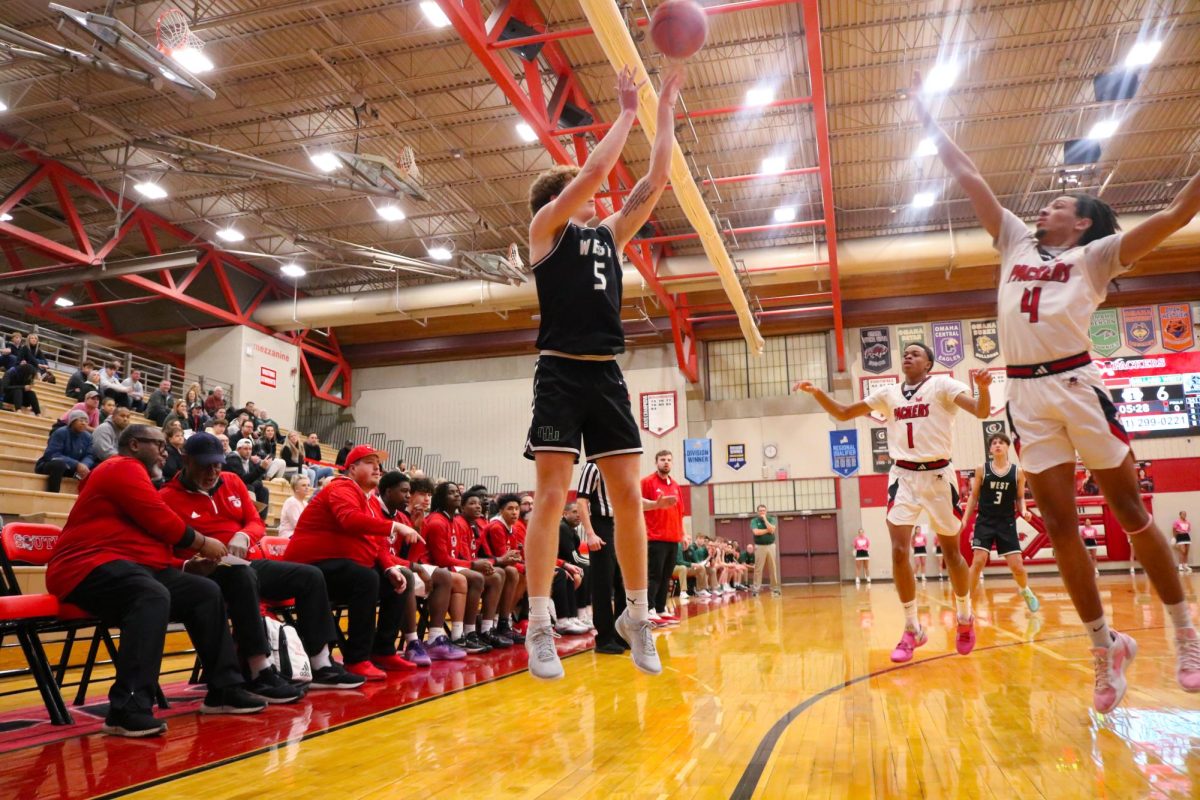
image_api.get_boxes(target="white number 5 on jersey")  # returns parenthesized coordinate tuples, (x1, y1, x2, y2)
(593, 261, 607, 290)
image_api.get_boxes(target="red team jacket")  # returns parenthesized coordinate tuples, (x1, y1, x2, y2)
(46, 456, 195, 598)
(366, 492, 413, 567)
(642, 473, 684, 543)
(158, 473, 265, 547)
(284, 476, 401, 570)
(422, 511, 475, 569)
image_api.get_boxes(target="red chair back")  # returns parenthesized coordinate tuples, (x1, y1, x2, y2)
(1, 523, 64, 568)
(251, 535, 290, 561)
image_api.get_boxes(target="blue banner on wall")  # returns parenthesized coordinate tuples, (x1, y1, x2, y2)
(726, 443, 746, 470)
(829, 430, 860, 478)
(683, 438, 713, 485)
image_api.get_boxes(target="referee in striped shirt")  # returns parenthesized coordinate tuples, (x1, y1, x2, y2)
(577, 461, 628, 655)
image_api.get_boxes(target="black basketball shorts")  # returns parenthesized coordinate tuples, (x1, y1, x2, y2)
(971, 518, 1022, 557)
(524, 355, 643, 463)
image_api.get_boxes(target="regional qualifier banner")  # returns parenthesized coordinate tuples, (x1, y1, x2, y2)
(859, 326, 891, 374)
(932, 321, 964, 368)
(828, 430, 860, 478)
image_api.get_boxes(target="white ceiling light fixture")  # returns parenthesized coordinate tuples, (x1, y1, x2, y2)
(922, 62, 960, 94)
(54, 297, 75, 308)
(172, 46, 214, 74)
(281, 263, 307, 278)
(773, 207, 797, 223)
(134, 182, 168, 200)
(0, 100, 8, 112)
(427, 245, 452, 261)
(309, 151, 340, 172)
(761, 156, 786, 175)
(916, 137, 939, 157)
(912, 191, 937, 209)
(515, 122, 538, 143)
(0, 212, 12, 222)
(216, 227, 244, 243)
(420, 1, 451, 27)
(1087, 118, 1120, 140)
(377, 204, 406, 222)
(745, 85, 776, 107)
(1124, 40, 1163, 68)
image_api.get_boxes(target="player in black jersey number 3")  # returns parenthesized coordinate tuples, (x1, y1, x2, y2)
(521, 65, 685, 680)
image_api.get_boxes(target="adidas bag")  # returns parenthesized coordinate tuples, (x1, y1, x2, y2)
(264, 616, 313, 684)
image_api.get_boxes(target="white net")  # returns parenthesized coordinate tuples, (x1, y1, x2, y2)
(156, 8, 191, 52)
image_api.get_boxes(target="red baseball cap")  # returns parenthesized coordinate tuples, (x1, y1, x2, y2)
(344, 445, 387, 469)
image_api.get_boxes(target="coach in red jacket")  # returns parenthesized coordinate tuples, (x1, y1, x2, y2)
(642, 449, 684, 618)
(284, 445, 422, 681)
(46, 424, 262, 738)
(160, 433, 363, 693)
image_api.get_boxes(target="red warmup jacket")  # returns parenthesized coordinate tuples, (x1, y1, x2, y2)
(46, 456, 196, 598)
(158, 473, 265, 547)
(283, 476, 400, 570)
(642, 472, 684, 543)
(509, 520, 527, 555)
(424, 511, 473, 569)
(481, 519, 510, 560)
(366, 492, 412, 567)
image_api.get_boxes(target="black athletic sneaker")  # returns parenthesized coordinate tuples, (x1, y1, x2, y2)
(594, 641, 626, 655)
(453, 632, 491, 654)
(497, 622, 525, 645)
(101, 707, 167, 738)
(310, 663, 367, 690)
(480, 629, 513, 649)
(243, 666, 305, 704)
(200, 686, 268, 715)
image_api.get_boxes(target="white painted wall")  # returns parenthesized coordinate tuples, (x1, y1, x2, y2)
(185, 326, 299, 431)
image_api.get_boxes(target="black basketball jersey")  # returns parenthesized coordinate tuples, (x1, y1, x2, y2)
(977, 462, 1018, 522)
(532, 222, 625, 356)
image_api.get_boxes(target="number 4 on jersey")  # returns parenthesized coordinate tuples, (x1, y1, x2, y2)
(1020, 287, 1042, 323)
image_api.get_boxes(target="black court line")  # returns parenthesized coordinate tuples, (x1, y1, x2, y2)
(728, 625, 1164, 800)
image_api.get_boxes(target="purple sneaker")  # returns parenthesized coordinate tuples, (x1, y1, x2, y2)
(404, 638, 433, 667)
(425, 634, 467, 661)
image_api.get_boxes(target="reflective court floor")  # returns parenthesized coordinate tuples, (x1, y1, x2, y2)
(1, 572, 1198, 799)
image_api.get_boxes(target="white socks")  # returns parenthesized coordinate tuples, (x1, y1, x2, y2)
(902, 599, 919, 632)
(1085, 616, 1114, 649)
(480, 619, 494, 633)
(310, 646, 332, 670)
(1165, 600, 1195, 632)
(954, 594, 972, 623)
(529, 596, 553, 628)
(626, 588, 650, 622)
(248, 654, 270, 678)
(405, 632, 418, 642)
(450, 621, 464, 640)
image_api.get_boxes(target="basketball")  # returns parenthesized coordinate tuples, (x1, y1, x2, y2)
(649, 1, 708, 60)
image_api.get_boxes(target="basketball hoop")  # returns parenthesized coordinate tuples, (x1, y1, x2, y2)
(156, 8, 212, 73)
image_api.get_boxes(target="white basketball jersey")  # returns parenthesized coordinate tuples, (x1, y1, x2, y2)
(994, 209, 1130, 365)
(865, 374, 969, 462)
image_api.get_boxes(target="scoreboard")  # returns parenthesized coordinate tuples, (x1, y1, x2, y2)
(1097, 353, 1200, 440)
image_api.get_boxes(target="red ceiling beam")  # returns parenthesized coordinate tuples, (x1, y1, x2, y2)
(552, 96, 812, 137)
(635, 218, 822, 246)
(597, 166, 819, 199)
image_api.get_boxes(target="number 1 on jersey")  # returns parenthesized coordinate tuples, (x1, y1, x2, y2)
(905, 422, 914, 449)
(1020, 287, 1042, 323)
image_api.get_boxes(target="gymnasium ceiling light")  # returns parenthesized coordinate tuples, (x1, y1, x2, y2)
(172, 46, 213, 74)
(281, 263, 306, 278)
(761, 156, 785, 175)
(922, 62, 959, 94)
(427, 245, 452, 261)
(420, 2, 451, 28)
(916, 137, 938, 157)
(773, 207, 797, 223)
(216, 227, 244, 242)
(0, 212, 11, 222)
(0, 100, 7, 112)
(912, 191, 936, 209)
(54, 296, 75, 307)
(377, 204, 406, 222)
(309, 151, 340, 172)
(1124, 40, 1162, 68)
(134, 181, 167, 199)
(515, 122, 538, 143)
(1087, 119, 1120, 140)
(744, 85, 775, 106)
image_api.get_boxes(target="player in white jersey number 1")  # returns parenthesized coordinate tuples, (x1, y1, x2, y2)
(796, 344, 992, 663)
(912, 71, 1200, 712)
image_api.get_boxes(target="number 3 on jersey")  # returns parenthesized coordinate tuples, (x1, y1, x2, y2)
(1020, 287, 1042, 323)
(593, 261, 606, 291)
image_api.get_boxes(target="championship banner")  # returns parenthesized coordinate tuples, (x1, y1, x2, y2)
(726, 443, 746, 471)
(1159, 303, 1194, 352)
(981, 419, 1007, 452)
(859, 326, 891, 374)
(897, 324, 927, 351)
(828, 430, 859, 478)
(1089, 308, 1121, 356)
(970, 319, 1000, 362)
(870, 427, 891, 473)
(1120, 306, 1157, 354)
(683, 438, 712, 485)
(639, 391, 677, 436)
(932, 321, 964, 368)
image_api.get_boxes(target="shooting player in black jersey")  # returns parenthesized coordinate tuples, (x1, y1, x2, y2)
(960, 433, 1040, 612)
(520, 64, 685, 680)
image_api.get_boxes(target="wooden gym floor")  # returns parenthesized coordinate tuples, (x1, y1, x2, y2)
(1, 572, 1197, 799)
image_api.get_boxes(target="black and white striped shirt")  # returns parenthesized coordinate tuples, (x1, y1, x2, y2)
(577, 461, 612, 519)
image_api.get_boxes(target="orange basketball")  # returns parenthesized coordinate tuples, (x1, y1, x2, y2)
(649, 0, 708, 61)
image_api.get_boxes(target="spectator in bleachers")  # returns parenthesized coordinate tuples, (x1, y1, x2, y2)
(65, 360, 96, 400)
(161, 398, 192, 433)
(284, 445, 424, 680)
(224, 438, 269, 520)
(53, 390, 101, 433)
(463, 490, 525, 645)
(146, 378, 173, 425)
(422, 482, 499, 653)
(230, 400, 256, 420)
(278, 474, 311, 538)
(98, 396, 116, 424)
(17, 333, 52, 381)
(161, 427, 185, 483)
(216, 433, 231, 454)
(371, 472, 467, 661)
(160, 433, 363, 692)
(519, 495, 534, 524)
(36, 409, 94, 492)
(255, 408, 277, 431)
(280, 430, 313, 484)
(98, 362, 129, 407)
(120, 369, 147, 412)
(2, 362, 42, 416)
(207, 418, 229, 438)
(46, 424, 266, 737)
(0, 332, 19, 371)
(304, 433, 336, 483)
(236, 419, 257, 445)
(203, 385, 229, 417)
(184, 383, 202, 410)
(92, 405, 132, 462)
(256, 424, 288, 483)
(335, 440, 354, 468)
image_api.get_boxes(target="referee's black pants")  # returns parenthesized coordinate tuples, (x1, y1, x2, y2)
(588, 517, 625, 646)
(647, 540, 678, 614)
